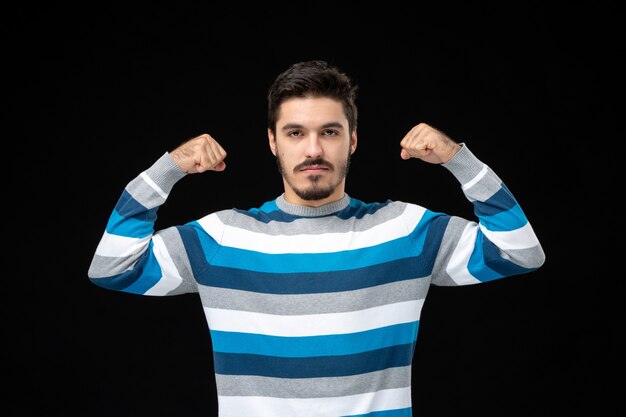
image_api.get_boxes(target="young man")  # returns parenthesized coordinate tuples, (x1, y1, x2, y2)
(88, 60, 545, 416)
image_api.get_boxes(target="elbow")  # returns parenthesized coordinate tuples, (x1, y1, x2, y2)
(535, 245, 547, 269)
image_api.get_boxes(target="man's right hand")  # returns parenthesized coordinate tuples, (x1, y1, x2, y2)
(169, 133, 227, 174)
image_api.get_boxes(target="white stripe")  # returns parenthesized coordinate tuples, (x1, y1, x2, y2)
(461, 164, 488, 190)
(446, 223, 481, 285)
(94, 232, 151, 258)
(204, 299, 424, 337)
(145, 234, 182, 295)
(198, 205, 426, 253)
(479, 222, 540, 250)
(140, 171, 168, 199)
(217, 386, 412, 417)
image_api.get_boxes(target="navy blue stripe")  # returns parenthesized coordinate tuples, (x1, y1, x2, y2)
(115, 190, 158, 222)
(199, 258, 426, 294)
(474, 186, 518, 216)
(213, 343, 415, 378)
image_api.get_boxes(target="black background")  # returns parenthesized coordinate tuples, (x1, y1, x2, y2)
(6, 2, 622, 416)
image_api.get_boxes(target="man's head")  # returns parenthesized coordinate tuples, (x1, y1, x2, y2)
(267, 61, 359, 207)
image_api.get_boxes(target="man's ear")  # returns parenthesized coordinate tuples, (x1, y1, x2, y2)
(350, 130, 358, 154)
(268, 128, 277, 156)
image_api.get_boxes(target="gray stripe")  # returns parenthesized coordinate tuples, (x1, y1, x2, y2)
(442, 144, 487, 185)
(464, 167, 505, 203)
(276, 193, 351, 217)
(215, 200, 409, 236)
(215, 366, 412, 398)
(431, 216, 470, 286)
(88, 252, 139, 279)
(499, 245, 546, 269)
(199, 278, 430, 315)
(156, 227, 199, 295)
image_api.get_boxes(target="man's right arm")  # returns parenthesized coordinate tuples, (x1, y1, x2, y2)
(87, 133, 227, 295)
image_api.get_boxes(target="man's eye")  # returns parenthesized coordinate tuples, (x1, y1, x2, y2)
(323, 130, 338, 136)
(288, 131, 302, 137)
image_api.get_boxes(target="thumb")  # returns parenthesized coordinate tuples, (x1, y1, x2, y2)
(212, 161, 226, 171)
(400, 149, 411, 160)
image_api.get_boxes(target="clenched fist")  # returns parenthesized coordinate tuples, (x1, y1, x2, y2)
(400, 123, 461, 164)
(170, 134, 227, 174)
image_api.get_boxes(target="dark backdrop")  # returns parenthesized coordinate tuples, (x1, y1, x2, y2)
(7, 3, 621, 416)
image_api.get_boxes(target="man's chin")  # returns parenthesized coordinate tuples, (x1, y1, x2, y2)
(294, 186, 334, 201)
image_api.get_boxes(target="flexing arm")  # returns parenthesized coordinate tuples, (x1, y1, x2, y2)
(400, 123, 545, 285)
(87, 134, 227, 295)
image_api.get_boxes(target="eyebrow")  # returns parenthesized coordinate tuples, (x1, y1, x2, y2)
(281, 122, 344, 131)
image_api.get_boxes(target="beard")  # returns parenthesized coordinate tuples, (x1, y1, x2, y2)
(276, 154, 351, 201)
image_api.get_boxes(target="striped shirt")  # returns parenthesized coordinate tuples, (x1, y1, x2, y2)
(88, 145, 545, 416)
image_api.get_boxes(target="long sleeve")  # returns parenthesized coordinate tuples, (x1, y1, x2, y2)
(87, 152, 197, 295)
(430, 144, 546, 286)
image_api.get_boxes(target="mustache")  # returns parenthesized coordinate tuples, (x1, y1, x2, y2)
(294, 158, 334, 172)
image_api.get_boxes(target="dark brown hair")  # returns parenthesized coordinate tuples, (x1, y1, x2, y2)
(267, 60, 358, 135)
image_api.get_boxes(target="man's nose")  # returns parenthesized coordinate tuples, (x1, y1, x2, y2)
(305, 134, 323, 158)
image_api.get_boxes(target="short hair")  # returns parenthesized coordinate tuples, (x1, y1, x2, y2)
(267, 60, 358, 135)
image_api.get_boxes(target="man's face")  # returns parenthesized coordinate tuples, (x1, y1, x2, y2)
(268, 97, 357, 207)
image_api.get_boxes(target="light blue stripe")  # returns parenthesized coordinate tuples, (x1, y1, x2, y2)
(205, 235, 421, 273)
(106, 209, 154, 238)
(478, 203, 528, 232)
(210, 321, 419, 357)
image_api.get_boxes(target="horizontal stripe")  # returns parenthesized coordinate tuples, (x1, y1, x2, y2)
(211, 321, 419, 357)
(477, 202, 527, 231)
(214, 343, 414, 378)
(94, 232, 151, 258)
(140, 171, 168, 200)
(480, 222, 540, 250)
(461, 164, 488, 190)
(204, 299, 423, 336)
(88, 253, 131, 279)
(112, 189, 156, 221)
(216, 386, 412, 417)
(198, 204, 426, 253)
(198, 278, 430, 315)
(215, 366, 411, 398)
(105, 208, 155, 238)
(473, 186, 518, 215)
